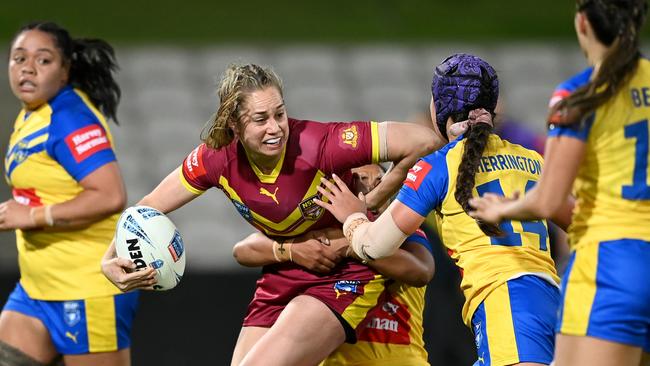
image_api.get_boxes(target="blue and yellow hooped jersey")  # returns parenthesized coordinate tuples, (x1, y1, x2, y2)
(4, 86, 122, 300)
(548, 59, 650, 247)
(397, 134, 559, 326)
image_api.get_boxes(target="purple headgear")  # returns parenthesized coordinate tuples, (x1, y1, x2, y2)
(431, 53, 499, 140)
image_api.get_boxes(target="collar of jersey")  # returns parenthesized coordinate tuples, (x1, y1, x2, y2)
(242, 143, 287, 184)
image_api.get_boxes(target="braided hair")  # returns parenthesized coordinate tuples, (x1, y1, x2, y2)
(431, 54, 502, 236)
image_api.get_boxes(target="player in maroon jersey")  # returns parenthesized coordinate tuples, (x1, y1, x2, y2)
(101, 63, 452, 366)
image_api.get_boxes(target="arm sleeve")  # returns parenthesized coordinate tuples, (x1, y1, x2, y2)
(321, 121, 380, 174)
(47, 110, 116, 182)
(547, 67, 595, 141)
(180, 144, 220, 194)
(395, 156, 449, 217)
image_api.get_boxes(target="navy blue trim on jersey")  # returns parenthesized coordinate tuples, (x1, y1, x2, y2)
(45, 86, 116, 182)
(555, 67, 593, 94)
(547, 113, 595, 141)
(405, 232, 433, 254)
(396, 138, 461, 217)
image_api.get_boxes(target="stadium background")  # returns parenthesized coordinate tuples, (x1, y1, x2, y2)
(1, 1, 647, 364)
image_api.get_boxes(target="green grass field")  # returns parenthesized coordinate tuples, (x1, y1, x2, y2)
(0, 0, 598, 44)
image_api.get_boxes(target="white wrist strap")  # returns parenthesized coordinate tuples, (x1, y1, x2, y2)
(343, 211, 408, 261)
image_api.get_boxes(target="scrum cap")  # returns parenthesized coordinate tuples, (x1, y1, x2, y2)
(431, 53, 499, 139)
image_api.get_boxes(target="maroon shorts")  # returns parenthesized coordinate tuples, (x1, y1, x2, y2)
(243, 259, 386, 332)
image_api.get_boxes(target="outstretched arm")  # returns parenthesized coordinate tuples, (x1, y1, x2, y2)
(315, 174, 426, 260)
(365, 122, 435, 210)
(469, 135, 583, 228)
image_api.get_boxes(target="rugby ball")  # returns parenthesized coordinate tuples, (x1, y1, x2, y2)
(114, 206, 186, 291)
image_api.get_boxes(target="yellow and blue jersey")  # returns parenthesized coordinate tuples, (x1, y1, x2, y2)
(4, 85, 122, 300)
(550, 60, 650, 351)
(548, 61, 650, 247)
(322, 230, 431, 366)
(396, 134, 559, 326)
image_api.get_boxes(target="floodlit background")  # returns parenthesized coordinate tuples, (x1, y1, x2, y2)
(1, 1, 647, 364)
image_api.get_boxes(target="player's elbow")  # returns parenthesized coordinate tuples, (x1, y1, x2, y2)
(408, 263, 435, 288)
(232, 242, 247, 265)
(105, 189, 127, 215)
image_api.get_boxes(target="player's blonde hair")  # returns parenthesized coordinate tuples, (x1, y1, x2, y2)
(202, 63, 284, 149)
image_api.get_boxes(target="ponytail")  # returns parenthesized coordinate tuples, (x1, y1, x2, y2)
(69, 39, 121, 123)
(453, 115, 503, 236)
(551, 0, 648, 124)
(10, 22, 121, 123)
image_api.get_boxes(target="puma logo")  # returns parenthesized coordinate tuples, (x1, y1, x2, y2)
(65, 331, 79, 344)
(259, 187, 279, 205)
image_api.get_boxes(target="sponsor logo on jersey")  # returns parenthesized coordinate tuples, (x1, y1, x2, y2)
(137, 207, 163, 220)
(403, 160, 432, 191)
(12, 188, 42, 206)
(11, 140, 32, 164)
(126, 238, 148, 270)
(168, 230, 184, 262)
(365, 317, 399, 332)
(184, 145, 207, 180)
(358, 295, 412, 345)
(382, 301, 399, 315)
(65, 331, 79, 344)
(122, 214, 153, 246)
(334, 280, 361, 299)
(232, 200, 252, 222)
(65, 124, 111, 163)
(63, 301, 81, 327)
(340, 125, 358, 148)
(259, 186, 280, 205)
(299, 194, 325, 220)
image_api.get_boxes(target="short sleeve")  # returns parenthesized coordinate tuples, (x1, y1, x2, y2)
(404, 228, 433, 254)
(546, 67, 595, 141)
(396, 155, 449, 217)
(547, 113, 595, 141)
(47, 112, 116, 182)
(321, 121, 379, 174)
(180, 144, 213, 194)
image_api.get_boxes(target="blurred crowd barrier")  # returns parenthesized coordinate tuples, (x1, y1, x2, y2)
(0, 43, 605, 272)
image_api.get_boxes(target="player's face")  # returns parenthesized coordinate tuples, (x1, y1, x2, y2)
(8, 30, 69, 110)
(351, 164, 384, 195)
(236, 87, 289, 168)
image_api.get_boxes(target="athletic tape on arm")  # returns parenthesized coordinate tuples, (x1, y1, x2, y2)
(343, 211, 408, 260)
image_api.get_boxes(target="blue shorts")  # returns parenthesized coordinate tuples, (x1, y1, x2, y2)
(2, 283, 139, 355)
(557, 239, 650, 352)
(471, 275, 559, 366)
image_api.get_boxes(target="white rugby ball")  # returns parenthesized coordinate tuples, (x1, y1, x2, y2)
(114, 206, 186, 291)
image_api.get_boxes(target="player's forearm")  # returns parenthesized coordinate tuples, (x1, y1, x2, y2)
(232, 233, 277, 267)
(366, 247, 433, 287)
(367, 122, 436, 209)
(46, 186, 124, 229)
